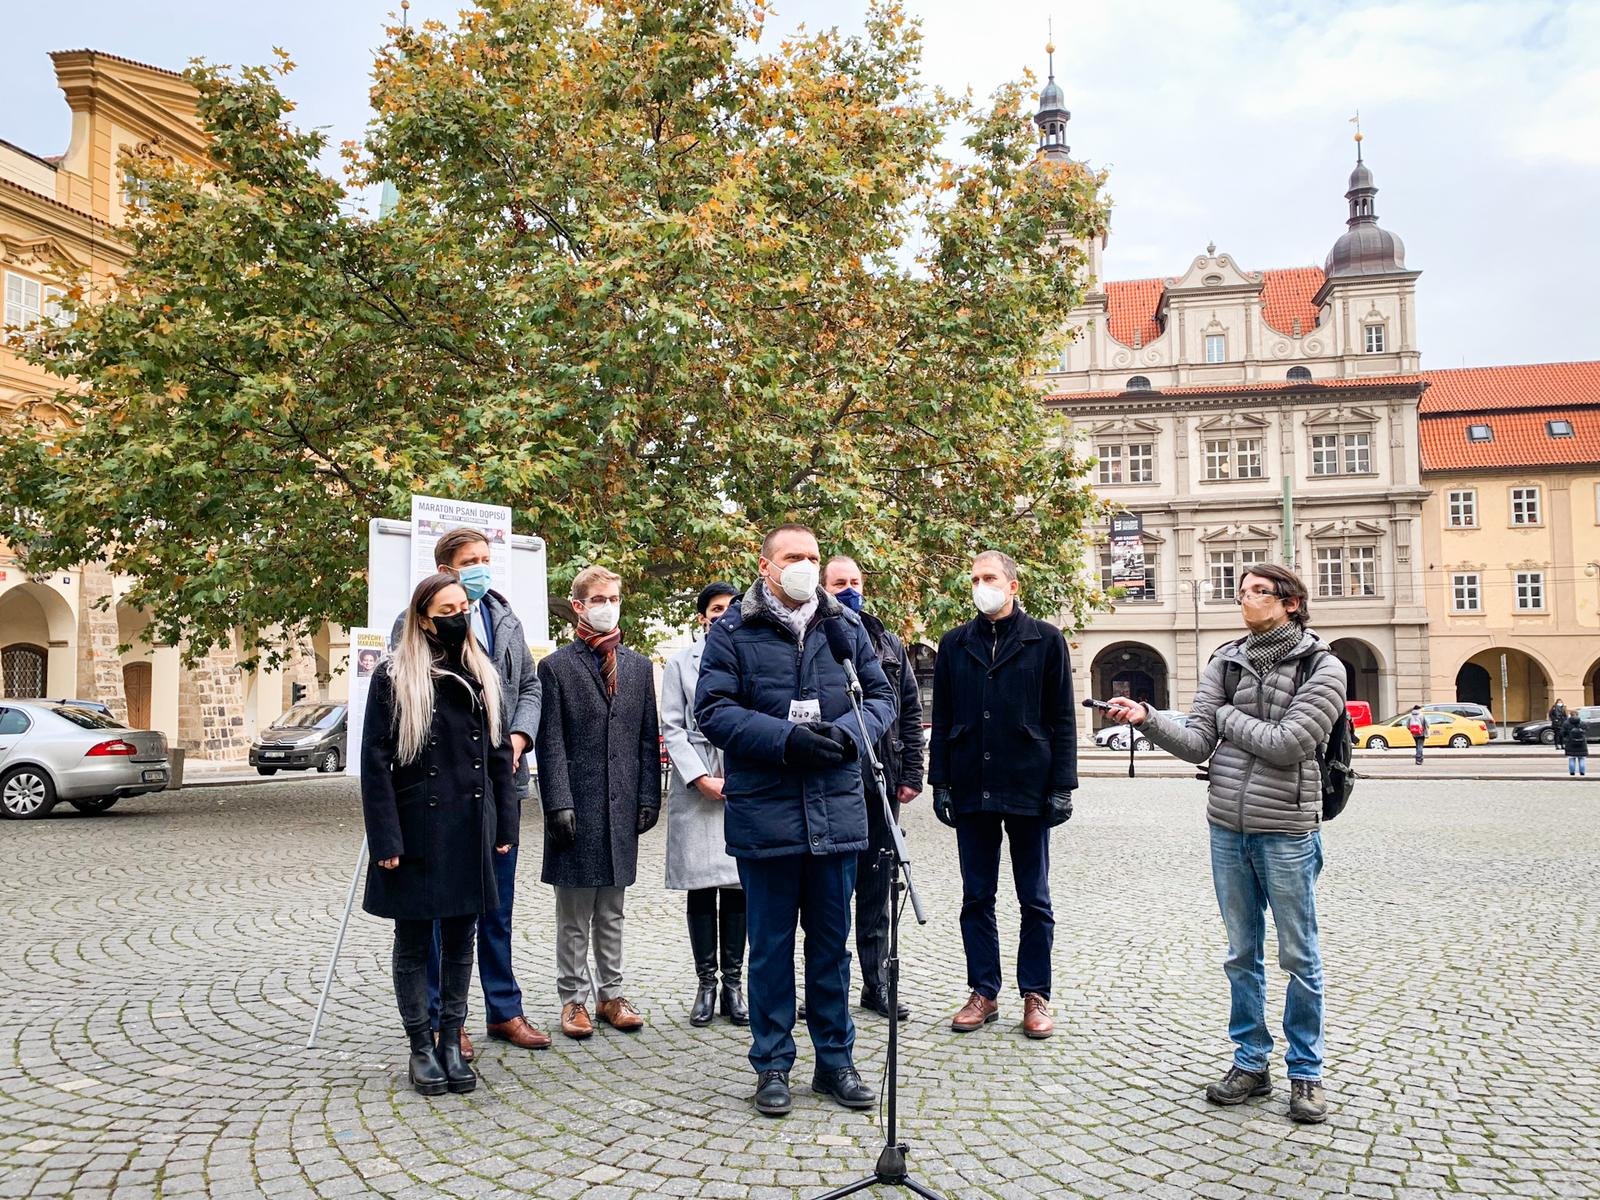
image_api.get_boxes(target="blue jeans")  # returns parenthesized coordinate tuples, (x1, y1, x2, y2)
(427, 843, 523, 1027)
(1209, 825, 1325, 1080)
(1570, 756, 1588, 776)
(737, 851, 857, 1074)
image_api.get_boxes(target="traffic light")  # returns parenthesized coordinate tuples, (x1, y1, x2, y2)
(291, 682, 307, 705)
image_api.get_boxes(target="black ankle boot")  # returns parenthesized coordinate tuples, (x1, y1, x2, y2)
(406, 1024, 447, 1096)
(688, 909, 719, 1027)
(719, 899, 750, 1026)
(435, 1023, 476, 1094)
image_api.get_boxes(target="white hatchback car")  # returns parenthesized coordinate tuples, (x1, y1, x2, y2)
(1094, 710, 1188, 751)
(0, 700, 170, 820)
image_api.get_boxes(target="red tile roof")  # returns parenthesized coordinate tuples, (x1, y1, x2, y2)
(1420, 409, 1600, 471)
(1102, 267, 1326, 347)
(1103, 277, 1163, 347)
(1417, 361, 1600, 414)
(1046, 374, 1425, 405)
(1259, 267, 1324, 337)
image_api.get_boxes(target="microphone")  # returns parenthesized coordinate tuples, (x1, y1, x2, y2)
(1082, 698, 1111, 711)
(822, 617, 863, 698)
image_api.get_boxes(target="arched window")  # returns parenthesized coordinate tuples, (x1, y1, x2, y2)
(1125, 375, 1151, 391)
(1, 644, 47, 698)
(1287, 366, 1312, 381)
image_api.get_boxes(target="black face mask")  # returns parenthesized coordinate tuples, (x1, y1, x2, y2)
(429, 611, 471, 649)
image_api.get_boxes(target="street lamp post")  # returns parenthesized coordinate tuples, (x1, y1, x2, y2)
(1186, 577, 1214, 708)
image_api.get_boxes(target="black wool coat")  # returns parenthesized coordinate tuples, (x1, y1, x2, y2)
(927, 608, 1078, 817)
(360, 661, 519, 921)
(534, 640, 661, 889)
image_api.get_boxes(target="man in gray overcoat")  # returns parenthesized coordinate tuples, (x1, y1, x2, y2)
(661, 582, 747, 1027)
(535, 565, 661, 1039)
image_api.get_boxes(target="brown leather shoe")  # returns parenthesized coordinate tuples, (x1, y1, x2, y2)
(1022, 992, 1054, 1039)
(596, 996, 645, 1032)
(433, 1027, 475, 1061)
(950, 990, 999, 1032)
(560, 1002, 594, 1040)
(487, 1015, 551, 1050)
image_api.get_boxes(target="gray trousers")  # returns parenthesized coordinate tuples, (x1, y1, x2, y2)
(554, 885, 627, 1006)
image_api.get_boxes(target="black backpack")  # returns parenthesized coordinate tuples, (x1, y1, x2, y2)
(1216, 644, 1357, 822)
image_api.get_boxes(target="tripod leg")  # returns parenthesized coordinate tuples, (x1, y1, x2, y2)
(810, 1177, 883, 1200)
(307, 837, 369, 1048)
(903, 1179, 949, 1200)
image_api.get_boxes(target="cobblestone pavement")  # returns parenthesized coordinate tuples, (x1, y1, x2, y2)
(3, 777, 1598, 1199)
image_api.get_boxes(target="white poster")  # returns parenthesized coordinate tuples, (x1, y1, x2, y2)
(409, 494, 513, 595)
(343, 627, 388, 779)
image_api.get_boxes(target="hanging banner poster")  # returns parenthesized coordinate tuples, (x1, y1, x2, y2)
(1110, 513, 1146, 599)
(344, 627, 388, 779)
(409, 494, 513, 594)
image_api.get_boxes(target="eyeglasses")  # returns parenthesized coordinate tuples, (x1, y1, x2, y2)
(1236, 587, 1282, 603)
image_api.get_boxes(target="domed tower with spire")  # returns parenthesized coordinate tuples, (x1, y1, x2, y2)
(1312, 126, 1421, 373)
(1032, 33, 1105, 288)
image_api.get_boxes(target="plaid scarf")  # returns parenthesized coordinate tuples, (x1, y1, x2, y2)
(1246, 621, 1304, 677)
(577, 622, 623, 696)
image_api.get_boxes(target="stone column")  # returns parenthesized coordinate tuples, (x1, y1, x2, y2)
(177, 639, 250, 760)
(74, 562, 127, 722)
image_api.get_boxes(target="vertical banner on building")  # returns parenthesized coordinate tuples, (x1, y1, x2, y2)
(343, 628, 388, 779)
(1110, 513, 1146, 599)
(409, 494, 513, 594)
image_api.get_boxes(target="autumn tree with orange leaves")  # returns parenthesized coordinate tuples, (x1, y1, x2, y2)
(1, 0, 1108, 662)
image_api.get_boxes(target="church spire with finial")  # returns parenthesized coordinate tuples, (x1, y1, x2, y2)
(1034, 21, 1071, 162)
(1321, 116, 1409, 280)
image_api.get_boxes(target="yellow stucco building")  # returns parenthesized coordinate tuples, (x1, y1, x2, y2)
(1419, 362, 1600, 722)
(2, 50, 341, 756)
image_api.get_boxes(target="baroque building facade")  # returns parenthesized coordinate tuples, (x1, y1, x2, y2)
(1, 50, 341, 755)
(1036, 66, 1432, 719)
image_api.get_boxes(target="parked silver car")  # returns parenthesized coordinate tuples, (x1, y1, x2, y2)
(0, 701, 171, 820)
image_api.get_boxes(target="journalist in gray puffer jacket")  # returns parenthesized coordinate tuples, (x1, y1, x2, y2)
(1139, 630, 1347, 834)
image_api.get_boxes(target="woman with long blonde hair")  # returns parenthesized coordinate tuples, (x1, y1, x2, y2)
(360, 572, 517, 1096)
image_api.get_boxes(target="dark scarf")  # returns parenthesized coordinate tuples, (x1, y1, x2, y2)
(1246, 621, 1304, 677)
(577, 622, 623, 696)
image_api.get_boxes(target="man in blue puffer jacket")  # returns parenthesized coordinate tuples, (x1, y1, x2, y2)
(694, 523, 896, 1118)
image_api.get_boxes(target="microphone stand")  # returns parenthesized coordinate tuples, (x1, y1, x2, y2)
(813, 657, 944, 1200)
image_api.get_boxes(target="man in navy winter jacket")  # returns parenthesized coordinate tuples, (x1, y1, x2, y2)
(694, 524, 896, 1117)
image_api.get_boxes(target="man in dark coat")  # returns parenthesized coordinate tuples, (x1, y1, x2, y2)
(390, 527, 547, 1055)
(928, 549, 1077, 1041)
(694, 524, 896, 1118)
(535, 565, 660, 1039)
(822, 555, 924, 1021)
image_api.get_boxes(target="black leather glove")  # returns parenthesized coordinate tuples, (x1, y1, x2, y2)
(1047, 790, 1073, 827)
(636, 806, 660, 835)
(547, 808, 577, 849)
(932, 786, 956, 828)
(785, 723, 848, 768)
(815, 721, 859, 764)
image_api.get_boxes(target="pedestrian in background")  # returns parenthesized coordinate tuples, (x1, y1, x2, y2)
(661, 581, 748, 1028)
(535, 565, 661, 1039)
(361, 572, 518, 1096)
(1563, 714, 1588, 777)
(1406, 705, 1425, 765)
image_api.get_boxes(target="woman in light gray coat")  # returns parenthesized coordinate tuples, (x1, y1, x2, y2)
(661, 582, 747, 1027)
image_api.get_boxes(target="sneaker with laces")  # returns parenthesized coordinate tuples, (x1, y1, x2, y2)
(1289, 1078, 1327, 1123)
(1204, 1064, 1272, 1106)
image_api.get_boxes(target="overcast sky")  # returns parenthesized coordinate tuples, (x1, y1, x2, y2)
(7, 1, 1597, 369)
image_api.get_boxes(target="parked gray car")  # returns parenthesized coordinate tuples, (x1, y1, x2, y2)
(249, 702, 348, 775)
(0, 701, 171, 820)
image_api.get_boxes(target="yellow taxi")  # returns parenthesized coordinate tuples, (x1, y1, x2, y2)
(1353, 710, 1491, 750)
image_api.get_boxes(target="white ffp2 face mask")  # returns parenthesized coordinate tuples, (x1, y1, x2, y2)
(972, 584, 1009, 615)
(777, 560, 820, 602)
(582, 602, 620, 633)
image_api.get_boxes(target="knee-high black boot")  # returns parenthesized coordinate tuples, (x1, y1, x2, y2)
(406, 1023, 447, 1096)
(688, 906, 719, 1027)
(719, 891, 749, 1026)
